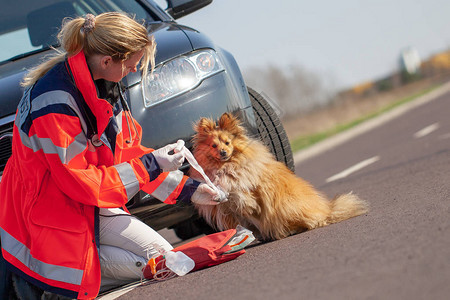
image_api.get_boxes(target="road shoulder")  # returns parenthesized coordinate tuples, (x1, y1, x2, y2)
(293, 81, 450, 164)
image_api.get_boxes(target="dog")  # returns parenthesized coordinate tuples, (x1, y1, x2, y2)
(190, 113, 369, 241)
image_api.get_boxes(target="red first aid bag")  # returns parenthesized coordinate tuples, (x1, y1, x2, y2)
(143, 226, 254, 279)
(172, 228, 245, 271)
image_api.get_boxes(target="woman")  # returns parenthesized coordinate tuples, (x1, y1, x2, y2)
(0, 12, 220, 299)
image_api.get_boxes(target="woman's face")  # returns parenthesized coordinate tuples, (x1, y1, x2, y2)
(95, 49, 145, 82)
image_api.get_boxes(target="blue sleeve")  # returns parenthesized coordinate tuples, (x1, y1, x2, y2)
(177, 178, 200, 204)
(139, 153, 162, 181)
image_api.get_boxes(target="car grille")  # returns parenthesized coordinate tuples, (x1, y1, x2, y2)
(0, 122, 14, 175)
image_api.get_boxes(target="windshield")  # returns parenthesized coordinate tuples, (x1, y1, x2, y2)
(0, 0, 158, 64)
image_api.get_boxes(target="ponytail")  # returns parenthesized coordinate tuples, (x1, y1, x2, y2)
(22, 12, 155, 87)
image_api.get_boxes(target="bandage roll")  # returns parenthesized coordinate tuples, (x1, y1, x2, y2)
(174, 140, 228, 202)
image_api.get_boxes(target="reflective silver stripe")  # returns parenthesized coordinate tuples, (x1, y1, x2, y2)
(18, 128, 33, 149)
(0, 228, 84, 286)
(16, 89, 89, 163)
(113, 162, 140, 199)
(31, 90, 88, 133)
(99, 131, 112, 152)
(20, 131, 87, 165)
(115, 111, 123, 134)
(151, 170, 184, 201)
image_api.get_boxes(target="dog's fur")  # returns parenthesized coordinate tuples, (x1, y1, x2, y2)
(190, 113, 369, 241)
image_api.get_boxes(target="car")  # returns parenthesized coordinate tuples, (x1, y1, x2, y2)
(0, 0, 294, 240)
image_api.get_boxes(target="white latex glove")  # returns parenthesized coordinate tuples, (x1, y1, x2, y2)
(191, 183, 221, 205)
(152, 142, 185, 172)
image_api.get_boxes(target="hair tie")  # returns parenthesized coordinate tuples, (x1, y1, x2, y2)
(82, 14, 96, 34)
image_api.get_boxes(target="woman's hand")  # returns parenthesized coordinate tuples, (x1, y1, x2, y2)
(152, 143, 185, 172)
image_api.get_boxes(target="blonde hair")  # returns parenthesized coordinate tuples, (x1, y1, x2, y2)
(22, 12, 155, 87)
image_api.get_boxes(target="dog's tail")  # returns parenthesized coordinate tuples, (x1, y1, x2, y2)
(327, 192, 369, 224)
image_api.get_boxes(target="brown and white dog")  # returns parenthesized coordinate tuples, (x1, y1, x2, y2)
(190, 113, 369, 241)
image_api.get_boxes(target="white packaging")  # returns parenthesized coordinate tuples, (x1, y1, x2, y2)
(164, 250, 195, 276)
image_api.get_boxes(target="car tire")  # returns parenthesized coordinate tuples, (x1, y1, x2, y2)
(247, 86, 295, 172)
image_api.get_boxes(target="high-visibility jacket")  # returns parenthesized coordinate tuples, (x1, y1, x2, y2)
(0, 51, 199, 299)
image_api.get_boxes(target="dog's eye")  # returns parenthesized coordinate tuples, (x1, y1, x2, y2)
(225, 141, 230, 145)
(212, 144, 217, 148)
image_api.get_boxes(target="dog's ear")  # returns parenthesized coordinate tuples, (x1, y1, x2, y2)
(194, 117, 216, 135)
(218, 113, 244, 136)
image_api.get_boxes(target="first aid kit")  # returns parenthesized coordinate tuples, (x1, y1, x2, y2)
(143, 225, 255, 280)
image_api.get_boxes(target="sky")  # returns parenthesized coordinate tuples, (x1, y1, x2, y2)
(178, 0, 450, 89)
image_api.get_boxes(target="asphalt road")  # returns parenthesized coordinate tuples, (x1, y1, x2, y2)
(110, 84, 450, 300)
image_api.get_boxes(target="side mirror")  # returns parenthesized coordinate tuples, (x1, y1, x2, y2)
(166, 0, 212, 19)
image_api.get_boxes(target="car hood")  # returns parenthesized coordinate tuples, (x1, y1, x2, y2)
(0, 21, 205, 117)
(151, 22, 215, 64)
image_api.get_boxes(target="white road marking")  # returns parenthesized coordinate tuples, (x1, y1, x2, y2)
(326, 156, 380, 183)
(413, 123, 440, 138)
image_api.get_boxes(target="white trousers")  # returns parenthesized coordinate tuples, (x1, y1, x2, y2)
(98, 208, 173, 291)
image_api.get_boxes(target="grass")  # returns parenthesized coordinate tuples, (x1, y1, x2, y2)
(290, 85, 440, 153)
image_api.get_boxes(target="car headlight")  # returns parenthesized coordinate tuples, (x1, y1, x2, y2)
(142, 49, 224, 107)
